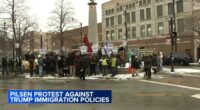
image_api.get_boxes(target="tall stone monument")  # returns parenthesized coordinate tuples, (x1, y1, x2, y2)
(88, 0, 99, 49)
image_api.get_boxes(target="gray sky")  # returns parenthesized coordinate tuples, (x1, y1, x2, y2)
(26, 0, 110, 32)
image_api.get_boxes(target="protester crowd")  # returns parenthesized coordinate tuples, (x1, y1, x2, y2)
(1, 50, 164, 80)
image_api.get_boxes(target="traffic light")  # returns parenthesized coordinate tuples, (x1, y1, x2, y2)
(171, 32, 177, 45)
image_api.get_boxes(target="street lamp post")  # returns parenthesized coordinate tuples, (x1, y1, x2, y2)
(170, 17, 175, 72)
(124, 10, 128, 53)
(170, 0, 177, 72)
(173, 0, 177, 53)
(117, 3, 129, 65)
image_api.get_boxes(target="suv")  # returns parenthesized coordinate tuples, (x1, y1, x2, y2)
(163, 53, 192, 66)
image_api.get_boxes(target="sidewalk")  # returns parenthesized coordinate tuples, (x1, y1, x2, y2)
(146, 68, 200, 88)
(151, 76, 200, 88)
(0, 73, 18, 79)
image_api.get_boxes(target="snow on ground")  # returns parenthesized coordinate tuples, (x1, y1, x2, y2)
(163, 68, 200, 74)
(24, 67, 200, 80)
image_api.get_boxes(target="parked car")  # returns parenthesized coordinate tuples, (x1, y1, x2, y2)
(163, 53, 192, 66)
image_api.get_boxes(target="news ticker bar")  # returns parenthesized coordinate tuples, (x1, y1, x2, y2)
(8, 90, 112, 104)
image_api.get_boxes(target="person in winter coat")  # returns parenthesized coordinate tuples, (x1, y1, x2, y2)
(2, 56, 8, 75)
(144, 56, 152, 79)
(131, 55, 141, 77)
(38, 55, 44, 77)
(29, 55, 35, 77)
(68, 53, 76, 76)
(110, 54, 118, 77)
(58, 55, 64, 76)
(79, 55, 90, 80)
(90, 55, 97, 76)
(100, 55, 108, 76)
(152, 54, 158, 73)
(16, 57, 23, 74)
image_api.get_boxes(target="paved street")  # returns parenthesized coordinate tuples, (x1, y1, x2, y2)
(0, 72, 200, 110)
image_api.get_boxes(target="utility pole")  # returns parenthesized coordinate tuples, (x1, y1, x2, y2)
(80, 22, 83, 45)
(40, 30, 43, 49)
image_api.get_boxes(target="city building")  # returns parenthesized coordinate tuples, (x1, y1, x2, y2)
(22, 31, 49, 53)
(102, 0, 200, 61)
(0, 30, 12, 57)
(51, 23, 102, 54)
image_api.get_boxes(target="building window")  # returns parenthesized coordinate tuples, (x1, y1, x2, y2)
(118, 15, 122, 25)
(126, 5, 129, 10)
(132, 3, 135, 9)
(111, 30, 115, 40)
(177, 18, 184, 33)
(106, 18, 109, 27)
(128, 4, 132, 9)
(118, 29, 122, 40)
(141, 25, 146, 37)
(111, 16, 114, 27)
(127, 27, 131, 39)
(126, 12, 131, 24)
(111, 9, 114, 14)
(147, 24, 152, 37)
(146, 8, 151, 20)
(157, 5, 163, 17)
(143, 0, 146, 5)
(156, 0, 161, 2)
(140, 9, 145, 21)
(131, 11, 136, 23)
(147, 0, 151, 4)
(168, 3, 173, 15)
(177, 0, 183, 13)
(106, 31, 110, 40)
(132, 26, 136, 38)
(158, 22, 164, 35)
(139, 0, 142, 6)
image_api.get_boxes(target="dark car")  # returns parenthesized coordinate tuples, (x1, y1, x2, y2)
(163, 53, 192, 66)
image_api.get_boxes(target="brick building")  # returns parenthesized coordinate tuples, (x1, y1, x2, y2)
(102, 0, 200, 61)
(51, 23, 102, 53)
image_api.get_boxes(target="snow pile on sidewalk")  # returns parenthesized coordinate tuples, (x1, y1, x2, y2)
(163, 68, 200, 74)
(24, 74, 78, 80)
(114, 74, 133, 80)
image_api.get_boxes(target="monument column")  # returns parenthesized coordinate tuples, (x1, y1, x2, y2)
(88, 0, 98, 48)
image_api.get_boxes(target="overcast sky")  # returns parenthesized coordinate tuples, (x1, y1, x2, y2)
(25, 0, 110, 32)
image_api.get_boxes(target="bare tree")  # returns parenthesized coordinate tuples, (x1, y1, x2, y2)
(1, 0, 37, 57)
(48, 0, 73, 53)
(185, 14, 200, 37)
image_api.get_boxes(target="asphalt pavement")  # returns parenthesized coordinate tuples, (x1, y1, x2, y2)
(0, 65, 200, 110)
(0, 76, 200, 110)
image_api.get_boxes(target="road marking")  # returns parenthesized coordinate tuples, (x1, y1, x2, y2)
(135, 93, 165, 97)
(0, 88, 8, 90)
(191, 94, 200, 99)
(138, 79, 200, 91)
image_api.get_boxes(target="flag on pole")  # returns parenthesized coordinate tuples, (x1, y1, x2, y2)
(83, 34, 93, 53)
